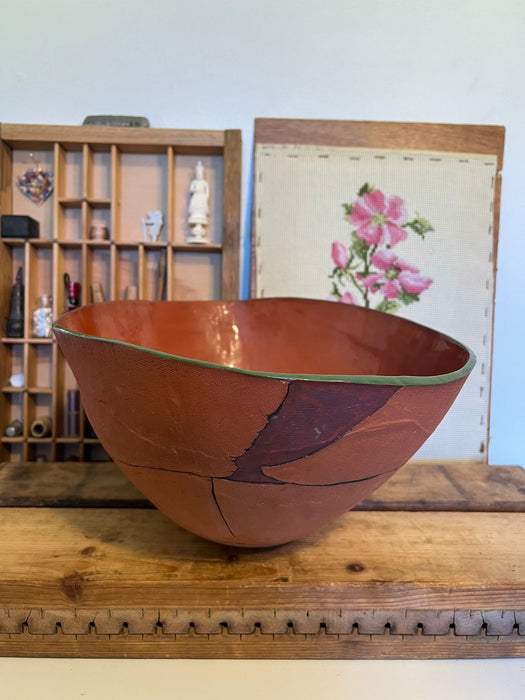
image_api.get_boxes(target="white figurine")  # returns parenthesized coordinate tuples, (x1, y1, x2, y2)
(187, 161, 210, 243)
(141, 210, 164, 242)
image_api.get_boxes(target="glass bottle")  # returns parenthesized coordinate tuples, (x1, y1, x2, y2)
(31, 294, 53, 338)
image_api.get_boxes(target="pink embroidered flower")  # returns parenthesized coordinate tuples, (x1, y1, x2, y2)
(350, 190, 408, 247)
(358, 249, 432, 300)
(356, 272, 384, 291)
(331, 241, 349, 269)
(338, 291, 355, 304)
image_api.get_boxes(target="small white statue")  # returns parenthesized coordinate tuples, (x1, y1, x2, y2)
(141, 210, 164, 242)
(187, 161, 210, 244)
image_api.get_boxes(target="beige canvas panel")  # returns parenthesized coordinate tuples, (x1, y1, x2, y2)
(254, 144, 497, 461)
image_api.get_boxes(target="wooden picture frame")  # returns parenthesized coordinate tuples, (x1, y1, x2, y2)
(251, 118, 505, 462)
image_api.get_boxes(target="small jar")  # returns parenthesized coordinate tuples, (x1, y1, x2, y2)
(32, 294, 53, 338)
(30, 415, 52, 438)
(5, 419, 23, 437)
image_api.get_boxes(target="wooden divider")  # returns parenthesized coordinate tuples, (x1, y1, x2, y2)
(0, 124, 242, 463)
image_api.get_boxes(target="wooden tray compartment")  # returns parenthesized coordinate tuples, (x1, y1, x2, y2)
(0, 123, 242, 462)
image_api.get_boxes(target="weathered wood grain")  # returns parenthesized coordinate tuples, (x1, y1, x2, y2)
(1, 462, 523, 511)
(0, 628, 522, 660)
(0, 507, 523, 609)
(221, 129, 242, 299)
(254, 119, 505, 171)
(0, 123, 226, 153)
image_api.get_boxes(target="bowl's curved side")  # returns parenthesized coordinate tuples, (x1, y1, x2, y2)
(55, 324, 470, 547)
(54, 327, 290, 479)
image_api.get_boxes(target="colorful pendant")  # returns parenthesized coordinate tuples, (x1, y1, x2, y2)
(16, 154, 54, 205)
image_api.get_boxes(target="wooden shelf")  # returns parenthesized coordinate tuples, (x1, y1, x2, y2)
(0, 122, 242, 462)
(58, 197, 111, 208)
(0, 461, 523, 659)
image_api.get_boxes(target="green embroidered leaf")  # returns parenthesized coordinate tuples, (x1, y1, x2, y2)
(398, 288, 420, 305)
(403, 214, 434, 239)
(351, 232, 369, 261)
(342, 203, 354, 216)
(358, 183, 375, 196)
(375, 299, 401, 314)
(330, 282, 341, 297)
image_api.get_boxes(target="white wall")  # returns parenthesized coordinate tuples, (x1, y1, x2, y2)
(1, 0, 524, 465)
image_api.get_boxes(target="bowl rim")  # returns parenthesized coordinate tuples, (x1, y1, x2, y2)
(53, 299, 476, 386)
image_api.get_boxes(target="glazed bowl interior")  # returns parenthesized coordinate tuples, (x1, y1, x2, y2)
(56, 298, 472, 381)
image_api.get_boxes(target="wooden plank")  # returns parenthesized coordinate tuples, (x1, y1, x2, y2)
(0, 139, 13, 464)
(0, 628, 523, 660)
(0, 124, 225, 152)
(254, 119, 505, 171)
(221, 129, 242, 299)
(1, 605, 522, 637)
(0, 462, 146, 507)
(362, 462, 525, 512)
(0, 455, 523, 660)
(0, 508, 523, 609)
(0, 504, 523, 658)
(1, 462, 523, 511)
(0, 135, 13, 215)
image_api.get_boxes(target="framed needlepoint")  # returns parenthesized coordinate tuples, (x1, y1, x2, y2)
(252, 119, 505, 461)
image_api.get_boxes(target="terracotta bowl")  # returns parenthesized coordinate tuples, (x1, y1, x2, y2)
(54, 298, 475, 548)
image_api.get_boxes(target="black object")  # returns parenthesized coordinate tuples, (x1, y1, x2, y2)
(84, 417, 97, 440)
(82, 115, 149, 127)
(6, 267, 24, 337)
(1, 215, 39, 239)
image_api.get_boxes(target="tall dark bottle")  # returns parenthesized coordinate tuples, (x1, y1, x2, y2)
(6, 267, 24, 338)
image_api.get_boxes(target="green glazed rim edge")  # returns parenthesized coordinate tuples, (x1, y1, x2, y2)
(53, 322, 477, 387)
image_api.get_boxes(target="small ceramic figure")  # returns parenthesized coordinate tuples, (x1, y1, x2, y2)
(89, 225, 109, 241)
(141, 210, 164, 242)
(187, 161, 210, 244)
(9, 374, 24, 388)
